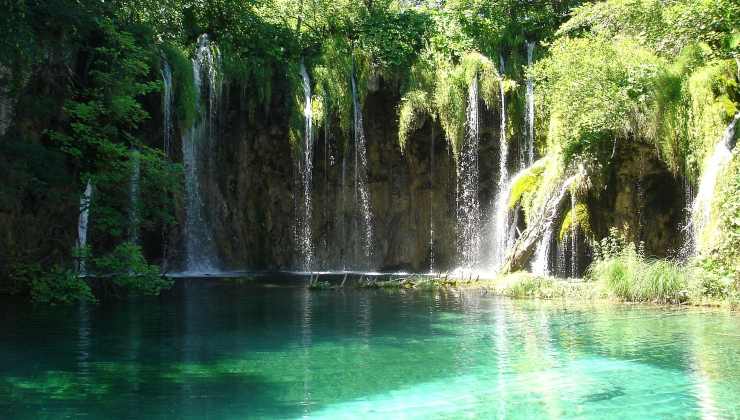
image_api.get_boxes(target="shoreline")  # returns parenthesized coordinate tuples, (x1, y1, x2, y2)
(307, 271, 739, 311)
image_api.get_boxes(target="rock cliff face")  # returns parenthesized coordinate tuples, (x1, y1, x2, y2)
(587, 141, 684, 258)
(158, 69, 525, 272)
(165, 75, 489, 272)
(0, 57, 687, 277)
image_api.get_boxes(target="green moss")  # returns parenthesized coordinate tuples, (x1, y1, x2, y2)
(460, 52, 501, 109)
(686, 59, 739, 174)
(521, 156, 566, 226)
(508, 158, 547, 209)
(398, 90, 434, 152)
(161, 43, 197, 129)
(558, 202, 592, 241)
(312, 38, 371, 148)
(395, 49, 509, 159)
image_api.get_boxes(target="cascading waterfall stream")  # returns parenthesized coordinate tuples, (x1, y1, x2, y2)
(161, 60, 174, 157)
(498, 56, 508, 190)
(532, 175, 578, 276)
(491, 168, 526, 270)
(524, 41, 535, 169)
(457, 75, 482, 269)
(181, 34, 220, 274)
(491, 43, 537, 272)
(679, 178, 695, 260)
(691, 112, 740, 250)
(556, 237, 567, 277)
(297, 62, 314, 270)
(532, 226, 553, 276)
(338, 146, 348, 270)
(429, 126, 436, 273)
(490, 58, 511, 271)
(77, 180, 93, 275)
(351, 71, 373, 268)
(570, 193, 578, 278)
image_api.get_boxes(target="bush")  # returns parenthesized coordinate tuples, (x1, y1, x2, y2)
(30, 267, 96, 305)
(92, 242, 172, 296)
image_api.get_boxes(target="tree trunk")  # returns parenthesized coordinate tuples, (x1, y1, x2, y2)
(502, 174, 576, 273)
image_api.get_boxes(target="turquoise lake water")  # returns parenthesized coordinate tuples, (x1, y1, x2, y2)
(1, 276, 739, 419)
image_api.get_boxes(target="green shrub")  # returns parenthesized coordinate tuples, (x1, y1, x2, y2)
(30, 267, 96, 305)
(92, 242, 172, 296)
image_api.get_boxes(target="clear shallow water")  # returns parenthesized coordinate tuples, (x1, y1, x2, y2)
(1, 276, 739, 419)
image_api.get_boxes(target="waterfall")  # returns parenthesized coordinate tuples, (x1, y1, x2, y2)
(297, 62, 314, 270)
(351, 71, 373, 268)
(491, 168, 527, 269)
(570, 193, 577, 278)
(678, 178, 695, 259)
(181, 34, 220, 274)
(498, 59, 508, 190)
(532, 224, 554, 276)
(337, 147, 348, 270)
(524, 41, 535, 168)
(456, 75, 482, 268)
(161, 60, 174, 157)
(532, 175, 577, 276)
(128, 149, 141, 243)
(490, 57, 511, 270)
(691, 112, 740, 250)
(429, 125, 436, 273)
(556, 236, 567, 277)
(77, 180, 93, 275)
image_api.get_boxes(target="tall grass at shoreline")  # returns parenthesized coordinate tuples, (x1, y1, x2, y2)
(588, 252, 688, 304)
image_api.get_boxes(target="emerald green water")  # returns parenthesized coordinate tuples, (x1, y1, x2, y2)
(2, 276, 740, 419)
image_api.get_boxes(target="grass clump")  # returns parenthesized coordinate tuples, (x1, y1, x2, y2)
(498, 272, 599, 300)
(589, 228, 689, 303)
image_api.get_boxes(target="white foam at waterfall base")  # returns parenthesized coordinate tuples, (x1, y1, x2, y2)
(691, 112, 740, 252)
